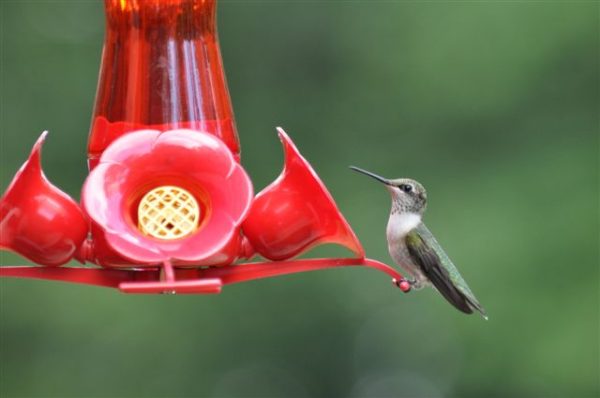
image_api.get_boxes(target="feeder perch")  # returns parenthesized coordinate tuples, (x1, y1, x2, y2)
(0, 0, 410, 295)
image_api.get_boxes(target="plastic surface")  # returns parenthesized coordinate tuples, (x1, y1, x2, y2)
(0, 0, 408, 295)
(82, 129, 253, 267)
(0, 129, 407, 293)
(242, 128, 365, 260)
(88, 0, 240, 168)
(0, 133, 88, 266)
(0, 258, 410, 294)
(137, 185, 201, 239)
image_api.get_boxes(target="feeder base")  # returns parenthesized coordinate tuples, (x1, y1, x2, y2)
(119, 278, 222, 294)
(0, 258, 409, 295)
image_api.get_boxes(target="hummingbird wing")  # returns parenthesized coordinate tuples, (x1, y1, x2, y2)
(405, 223, 487, 318)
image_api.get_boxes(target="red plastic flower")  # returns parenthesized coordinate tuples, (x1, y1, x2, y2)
(0, 132, 88, 266)
(82, 129, 253, 266)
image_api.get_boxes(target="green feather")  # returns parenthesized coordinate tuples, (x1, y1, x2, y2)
(409, 223, 487, 318)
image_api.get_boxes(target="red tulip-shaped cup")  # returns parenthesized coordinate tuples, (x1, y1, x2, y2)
(242, 128, 364, 261)
(0, 132, 89, 266)
(82, 129, 253, 277)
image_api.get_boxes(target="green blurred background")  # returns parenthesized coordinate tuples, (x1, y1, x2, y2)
(1, 1, 598, 397)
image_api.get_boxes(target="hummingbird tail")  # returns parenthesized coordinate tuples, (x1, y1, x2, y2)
(427, 270, 487, 319)
(464, 296, 488, 320)
(430, 278, 474, 315)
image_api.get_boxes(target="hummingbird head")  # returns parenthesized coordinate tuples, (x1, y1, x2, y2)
(349, 166, 427, 214)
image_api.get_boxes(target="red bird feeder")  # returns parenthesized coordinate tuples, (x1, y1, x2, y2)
(0, 0, 410, 295)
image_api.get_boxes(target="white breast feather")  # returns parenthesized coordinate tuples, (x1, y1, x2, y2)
(386, 212, 421, 240)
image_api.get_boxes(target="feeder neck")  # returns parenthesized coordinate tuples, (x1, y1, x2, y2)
(88, 0, 240, 169)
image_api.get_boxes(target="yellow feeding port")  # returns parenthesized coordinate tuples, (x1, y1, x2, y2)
(138, 186, 200, 240)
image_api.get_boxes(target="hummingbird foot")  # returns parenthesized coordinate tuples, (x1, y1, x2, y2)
(409, 278, 426, 290)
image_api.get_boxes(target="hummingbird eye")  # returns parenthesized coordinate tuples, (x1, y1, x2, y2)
(398, 184, 413, 193)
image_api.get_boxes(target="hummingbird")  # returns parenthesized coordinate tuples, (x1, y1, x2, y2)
(349, 166, 487, 318)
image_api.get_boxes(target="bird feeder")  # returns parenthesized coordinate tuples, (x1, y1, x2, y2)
(0, 0, 410, 295)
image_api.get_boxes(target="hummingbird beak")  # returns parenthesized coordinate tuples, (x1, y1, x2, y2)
(349, 166, 392, 186)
